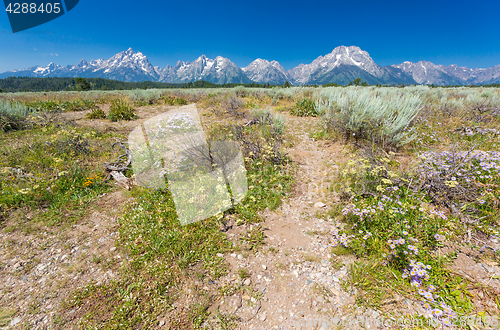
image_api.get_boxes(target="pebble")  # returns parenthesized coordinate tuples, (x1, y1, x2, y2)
(262, 264, 267, 270)
(314, 202, 326, 208)
(237, 255, 243, 260)
(159, 320, 165, 327)
(10, 317, 22, 326)
(244, 278, 251, 286)
(110, 247, 117, 252)
(259, 313, 267, 321)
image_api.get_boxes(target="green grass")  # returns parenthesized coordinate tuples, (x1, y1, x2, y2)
(0, 124, 117, 228)
(61, 153, 293, 328)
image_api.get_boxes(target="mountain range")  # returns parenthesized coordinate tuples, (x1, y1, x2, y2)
(1, 46, 499, 86)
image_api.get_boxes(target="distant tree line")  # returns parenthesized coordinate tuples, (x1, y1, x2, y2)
(0, 76, 498, 93)
(0, 77, 184, 93)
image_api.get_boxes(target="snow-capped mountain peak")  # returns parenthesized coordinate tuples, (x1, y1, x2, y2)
(1, 46, 499, 85)
(242, 58, 289, 84)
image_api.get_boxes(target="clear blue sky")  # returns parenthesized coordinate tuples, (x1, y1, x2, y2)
(1, 0, 499, 73)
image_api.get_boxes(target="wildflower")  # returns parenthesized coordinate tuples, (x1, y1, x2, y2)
(432, 309, 443, 317)
(424, 291, 434, 301)
(442, 318, 452, 327)
(434, 234, 443, 240)
(402, 231, 408, 235)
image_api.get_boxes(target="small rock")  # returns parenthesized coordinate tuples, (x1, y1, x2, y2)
(10, 317, 22, 326)
(216, 253, 224, 258)
(237, 254, 243, 260)
(259, 313, 267, 321)
(159, 320, 165, 327)
(262, 264, 267, 270)
(110, 247, 117, 252)
(244, 278, 251, 286)
(230, 253, 237, 258)
(242, 295, 250, 300)
(314, 202, 326, 208)
(251, 297, 256, 303)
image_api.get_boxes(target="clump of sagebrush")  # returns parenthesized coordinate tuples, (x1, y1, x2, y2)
(127, 89, 163, 106)
(290, 98, 318, 117)
(107, 98, 137, 122)
(0, 100, 35, 131)
(252, 107, 285, 137)
(85, 107, 106, 119)
(316, 87, 422, 148)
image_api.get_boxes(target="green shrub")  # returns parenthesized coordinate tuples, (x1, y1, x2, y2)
(291, 98, 318, 117)
(174, 98, 188, 105)
(24, 99, 97, 112)
(107, 99, 137, 122)
(0, 100, 35, 131)
(164, 96, 188, 106)
(85, 107, 106, 119)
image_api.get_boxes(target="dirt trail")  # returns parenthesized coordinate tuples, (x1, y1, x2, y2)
(214, 115, 374, 330)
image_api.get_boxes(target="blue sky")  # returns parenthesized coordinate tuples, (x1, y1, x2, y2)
(0, 0, 499, 73)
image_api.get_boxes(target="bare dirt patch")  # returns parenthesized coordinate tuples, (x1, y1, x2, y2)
(0, 191, 131, 329)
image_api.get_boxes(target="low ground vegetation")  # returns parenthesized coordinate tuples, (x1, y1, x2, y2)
(0, 85, 499, 328)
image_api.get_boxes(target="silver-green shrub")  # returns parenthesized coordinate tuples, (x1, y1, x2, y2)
(0, 100, 35, 131)
(316, 87, 423, 147)
(253, 107, 285, 136)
